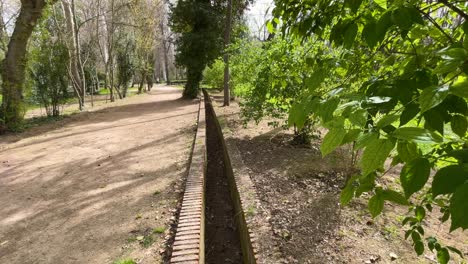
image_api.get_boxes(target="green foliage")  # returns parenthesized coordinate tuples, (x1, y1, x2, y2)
(28, 9, 69, 117)
(153, 226, 165, 234)
(248, 0, 468, 259)
(116, 39, 135, 97)
(230, 36, 321, 142)
(169, 0, 224, 98)
(112, 259, 136, 264)
(202, 58, 224, 89)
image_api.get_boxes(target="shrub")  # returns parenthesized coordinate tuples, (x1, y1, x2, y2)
(202, 58, 224, 89)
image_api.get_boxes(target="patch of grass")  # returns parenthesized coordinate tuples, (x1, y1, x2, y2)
(153, 226, 165, 234)
(383, 224, 399, 238)
(98, 88, 111, 95)
(141, 235, 154, 248)
(245, 205, 256, 217)
(112, 258, 136, 264)
(153, 190, 160, 195)
(126, 237, 137, 243)
(135, 213, 142, 220)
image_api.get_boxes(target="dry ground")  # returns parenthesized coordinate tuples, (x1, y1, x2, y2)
(213, 97, 467, 264)
(0, 86, 198, 264)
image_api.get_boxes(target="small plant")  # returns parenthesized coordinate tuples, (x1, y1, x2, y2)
(135, 213, 142, 220)
(153, 190, 160, 195)
(112, 258, 136, 264)
(153, 227, 165, 234)
(140, 234, 154, 248)
(245, 205, 256, 217)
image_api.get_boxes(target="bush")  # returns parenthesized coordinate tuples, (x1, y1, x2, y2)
(29, 40, 69, 117)
(202, 58, 224, 89)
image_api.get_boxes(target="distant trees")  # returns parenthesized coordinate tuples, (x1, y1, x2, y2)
(170, 0, 250, 99)
(169, 0, 224, 98)
(0, 0, 175, 132)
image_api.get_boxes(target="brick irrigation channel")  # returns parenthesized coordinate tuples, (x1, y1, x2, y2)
(169, 90, 281, 264)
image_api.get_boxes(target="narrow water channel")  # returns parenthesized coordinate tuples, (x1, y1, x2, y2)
(204, 99, 243, 264)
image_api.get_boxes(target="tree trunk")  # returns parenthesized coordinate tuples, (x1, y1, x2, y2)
(138, 71, 146, 94)
(62, 0, 84, 109)
(1, 0, 48, 131)
(71, 0, 86, 106)
(223, 0, 233, 106)
(0, 1, 8, 52)
(163, 42, 170, 85)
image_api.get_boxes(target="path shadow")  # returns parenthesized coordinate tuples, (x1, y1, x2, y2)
(0, 118, 196, 263)
(0, 88, 198, 149)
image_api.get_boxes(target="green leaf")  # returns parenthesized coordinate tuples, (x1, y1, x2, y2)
(349, 109, 368, 127)
(362, 19, 378, 48)
(392, 127, 443, 143)
(419, 86, 449, 113)
(346, 0, 362, 12)
(415, 206, 426, 221)
(266, 21, 275, 33)
(343, 23, 358, 48)
(340, 182, 356, 205)
(360, 139, 395, 175)
(341, 129, 361, 145)
(382, 189, 409, 205)
(377, 114, 399, 128)
(392, 7, 413, 30)
(288, 101, 308, 129)
(446, 246, 463, 258)
(376, 11, 392, 43)
(438, 48, 468, 60)
(400, 104, 420, 126)
(451, 115, 467, 138)
(368, 192, 384, 217)
(434, 59, 463, 74)
(437, 248, 450, 264)
(447, 149, 468, 163)
(433, 165, 468, 197)
(400, 158, 431, 198)
(414, 241, 424, 256)
(450, 78, 468, 98)
(319, 98, 340, 122)
(321, 127, 347, 156)
(355, 131, 379, 149)
(306, 68, 326, 91)
(397, 141, 419, 162)
(356, 173, 377, 197)
(407, 5, 424, 25)
(373, 0, 387, 9)
(449, 182, 468, 231)
(423, 109, 445, 135)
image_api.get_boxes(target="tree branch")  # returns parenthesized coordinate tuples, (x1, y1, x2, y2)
(438, 0, 468, 20)
(418, 8, 454, 44)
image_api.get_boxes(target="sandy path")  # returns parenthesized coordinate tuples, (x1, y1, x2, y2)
(0, 86, 199, 263)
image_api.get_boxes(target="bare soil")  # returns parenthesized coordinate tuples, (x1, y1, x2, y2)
(213, 97, 467, 264)
(0, 86, 198, 264)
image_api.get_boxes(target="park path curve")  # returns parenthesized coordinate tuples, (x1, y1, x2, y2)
(0, 86, 199, 263)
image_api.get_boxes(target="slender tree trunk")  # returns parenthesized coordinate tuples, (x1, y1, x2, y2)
(138, 71, 146, 94)
(163, 43, 170, 85)
(0, 1, 7, 52)
(1, 0, 48, 131)
(223, 0, 233, 106)
(62, 0, 84, 109)
(71, 0, 86, 107)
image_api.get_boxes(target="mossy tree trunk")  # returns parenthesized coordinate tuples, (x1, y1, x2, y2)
(1, 0, 50, 131)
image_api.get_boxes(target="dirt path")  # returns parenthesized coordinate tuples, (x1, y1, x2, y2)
(0, 86, 199, 264)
